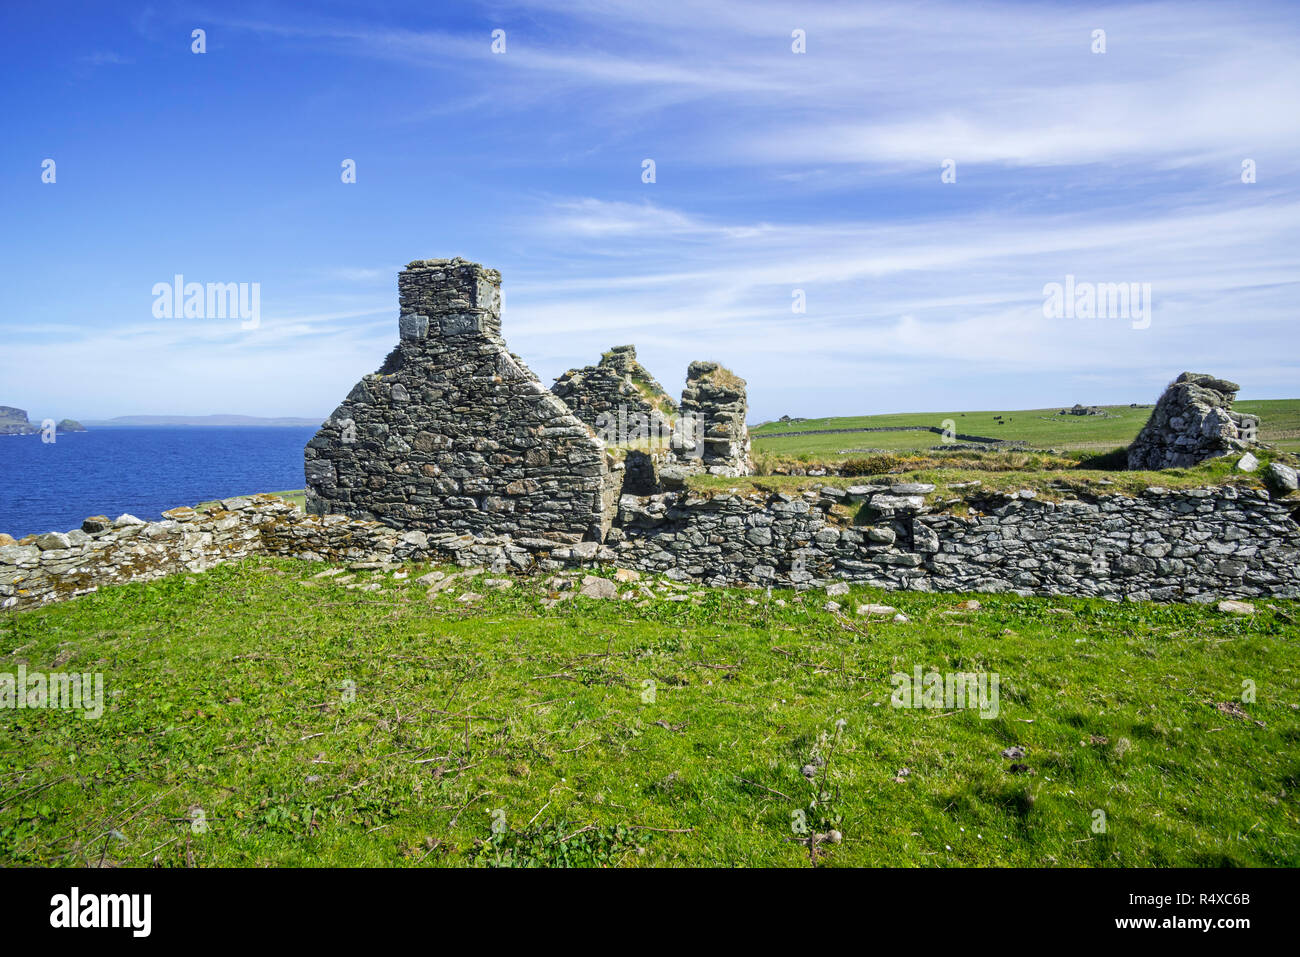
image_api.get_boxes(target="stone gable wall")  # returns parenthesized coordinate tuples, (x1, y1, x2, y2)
(304, 259, 616, 544)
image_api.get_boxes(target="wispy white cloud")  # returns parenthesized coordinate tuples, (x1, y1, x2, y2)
(7, 0, 1298, 420)
(498, 190, 1300, 416)
(1, 306, 396, 418)
(216, 1, 1300, 172)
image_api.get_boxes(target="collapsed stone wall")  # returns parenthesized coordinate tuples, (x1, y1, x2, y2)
(605, 358, 757, 495)
(0, 499, 272, 610)
(1128, 372, 1259, 470)
(551, 345, 677, 437)
(0, 495, 520, 611)
(305, 259, 618, 544)
(553, 348, 755, 481)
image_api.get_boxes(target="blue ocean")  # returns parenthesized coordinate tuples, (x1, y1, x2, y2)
(0, 427, 318, 539)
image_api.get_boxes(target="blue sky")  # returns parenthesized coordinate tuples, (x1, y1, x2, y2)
(2, 0, 1298, 423)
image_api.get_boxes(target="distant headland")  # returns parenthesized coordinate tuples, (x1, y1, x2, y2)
(81, 414, 321, 427)
(0, 406, 85, 435)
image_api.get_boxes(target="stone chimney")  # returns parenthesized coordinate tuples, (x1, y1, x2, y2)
(396, 258, 502, 342)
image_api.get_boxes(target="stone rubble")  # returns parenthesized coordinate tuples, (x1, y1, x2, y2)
(1268, 462, 1298, 492)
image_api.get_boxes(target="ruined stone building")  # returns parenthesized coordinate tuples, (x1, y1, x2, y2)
(306, 259, 753, 543)
(8, 268, 1291, 610)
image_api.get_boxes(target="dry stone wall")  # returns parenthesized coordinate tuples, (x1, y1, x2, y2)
(0, 498, 273, 610)
(605, 483, 1300, 601)
(304, 259, 618, 544)
(4, 482, 1297, 612)
(0, 495, 506, 611)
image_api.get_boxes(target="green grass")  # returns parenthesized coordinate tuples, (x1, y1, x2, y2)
(1240, 399, 1300, 452)
(3, 560, 1298, 867)
(752, 399, 1300, 458)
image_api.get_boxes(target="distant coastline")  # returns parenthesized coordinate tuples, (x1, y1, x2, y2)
(0, 406, 85, 435)
(5, 406, 321, 431)
(80, 414, 322, 427)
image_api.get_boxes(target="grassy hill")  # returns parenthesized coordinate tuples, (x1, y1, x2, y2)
(2, 559, 1297, 867)
(751, 399, 1300, 459)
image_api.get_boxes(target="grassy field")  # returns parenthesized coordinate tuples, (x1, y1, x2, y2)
(5, 401, 1297, 869)
(3, 560, 1298, 867)
(751, 399, 1300, 459)
(689, 450, 1287, 504)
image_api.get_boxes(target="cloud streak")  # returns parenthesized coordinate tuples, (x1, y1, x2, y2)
(3, 0, 1297, 421)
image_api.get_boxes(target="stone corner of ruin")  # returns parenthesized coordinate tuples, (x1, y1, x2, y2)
(1127, 371, 1259, 470)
